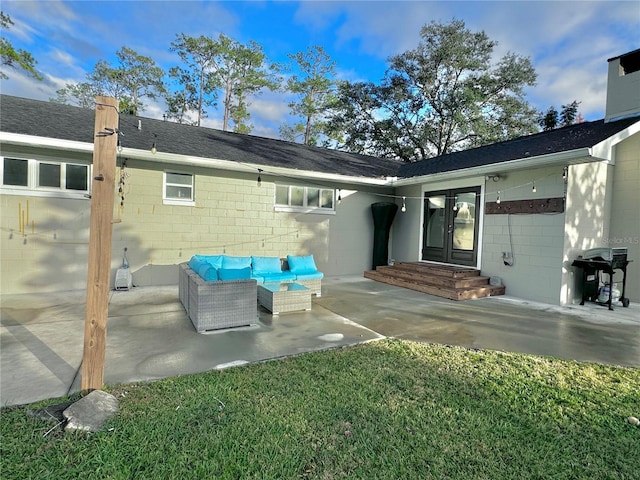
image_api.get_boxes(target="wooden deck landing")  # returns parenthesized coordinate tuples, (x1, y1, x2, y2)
(364, 262, 505, 301)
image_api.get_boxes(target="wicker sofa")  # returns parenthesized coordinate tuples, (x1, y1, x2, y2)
(186, 254, 323, 297)
(178, 263, 258, 333)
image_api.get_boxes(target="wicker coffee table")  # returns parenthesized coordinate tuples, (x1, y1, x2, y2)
(257, 282, 311, 314)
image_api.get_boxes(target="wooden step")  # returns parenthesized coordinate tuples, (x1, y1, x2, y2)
(374, 265, 490, 289)
(363, 262, 505, 301)
(392, 261, 480, 278)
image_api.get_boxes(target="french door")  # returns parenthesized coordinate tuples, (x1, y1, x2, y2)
(422, 187, 480, 266)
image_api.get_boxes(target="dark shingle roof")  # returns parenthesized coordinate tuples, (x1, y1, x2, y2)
(0, 95, 402, 179)
(3, 95, 638, 182)
(398, 117, 639, 178)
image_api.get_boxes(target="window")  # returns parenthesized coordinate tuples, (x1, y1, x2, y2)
(163, 171, 194, 205)
(3, 158, 28, 186)
(1, 157, 90, 197)
(275, 184, 335, 213)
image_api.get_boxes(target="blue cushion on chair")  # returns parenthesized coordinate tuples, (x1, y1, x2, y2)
(287, 255, 319, 275)
(222, 256, 252, 269)
(189, 256, 208, 272)
(251, 256, 282, 274)
(218, 267, 251, 281)
(251, 273, 265, 284)
(200, 255, 224, 269)
(197, 263, 212, 278)
(261, 272, 296, 283)
(294, 271, 324, 280)
(199, 266, 219, 281)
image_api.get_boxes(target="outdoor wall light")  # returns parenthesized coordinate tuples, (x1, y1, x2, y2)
(257, 169, 263, 187)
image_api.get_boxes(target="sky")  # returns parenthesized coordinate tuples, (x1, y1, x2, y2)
(1, 0, 639, 139)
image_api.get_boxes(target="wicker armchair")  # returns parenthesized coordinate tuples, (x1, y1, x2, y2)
(178, 263, 258, 333)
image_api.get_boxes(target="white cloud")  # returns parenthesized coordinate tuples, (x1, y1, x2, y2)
(50, 48, 82, 70)
(2, 0, 638, 136)
(1, 70, 56, 101)
(250, 95, 292, 124)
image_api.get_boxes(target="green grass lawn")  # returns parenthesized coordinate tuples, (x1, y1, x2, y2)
(2, 339, 639, 479)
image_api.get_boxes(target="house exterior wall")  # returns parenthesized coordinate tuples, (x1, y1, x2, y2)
(481, 167, 567, 305)
(0, 148, 384, 294)
(388, 184, 422, 263)
(561, 161, 611, 304)
(0, 193, 92, 293)
(391, 177, 485, 265)
(326, 187, 389, 274)
(392, 169, 569, 305)
(607, 133, 640, 302)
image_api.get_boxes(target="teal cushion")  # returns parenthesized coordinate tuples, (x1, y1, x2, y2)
(200, 255, 224, 269)
(197, 264, 212, 278)
(199, 266, 219, 281)
(261, 272, 296, 283)
(222, 256, 252, 269)
(287, 255, 318, 275)
(218, 267, 251, 281)
(294, 272, 324, 280)
(189, 256, 208, 272)
(251, 256, 282, 274)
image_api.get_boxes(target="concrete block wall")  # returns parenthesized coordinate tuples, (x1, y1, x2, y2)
(482, 212, 566, 304)
(481, 166, 567, 305)
(112, 165, 350, 279)
(0, 194, 91, 294)
(0, 155, 383, 293)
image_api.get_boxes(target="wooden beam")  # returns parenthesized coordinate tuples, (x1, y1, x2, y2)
(485, 197, 565, 215)
(82, 96, 119, 391)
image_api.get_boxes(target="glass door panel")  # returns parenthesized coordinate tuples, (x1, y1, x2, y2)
(452, 192, 477, 251)
(423, 187, 480, 266)
(425, 195, 446, 248)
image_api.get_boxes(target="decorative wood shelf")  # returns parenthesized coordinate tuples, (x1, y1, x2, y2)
(485, 197, 565, 215)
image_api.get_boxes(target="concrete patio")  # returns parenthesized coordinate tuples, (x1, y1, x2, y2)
(2, 275, 639, 407)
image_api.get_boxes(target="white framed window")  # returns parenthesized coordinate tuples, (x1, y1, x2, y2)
(275, 184, 335, 214)
(1, 156, 90, 198)
(163, 171, 195, 206)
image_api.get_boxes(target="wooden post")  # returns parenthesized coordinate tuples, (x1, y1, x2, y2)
(81, 96, 119, 391)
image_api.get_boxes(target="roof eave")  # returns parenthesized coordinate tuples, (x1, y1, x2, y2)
(0, 132, 391, 187)
(591, 119, 640, 160)
(393, 147, 598, 187)
(125, 148, 392, 186)
(0, 132, 94, 154)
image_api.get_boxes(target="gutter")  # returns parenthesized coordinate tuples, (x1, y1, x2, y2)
(392, 147, 604, 187)
(0, 132, 392, 187)
(0, 132, 94, 154)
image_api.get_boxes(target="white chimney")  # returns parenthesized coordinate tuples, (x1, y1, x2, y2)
(605, 49, 640, 122)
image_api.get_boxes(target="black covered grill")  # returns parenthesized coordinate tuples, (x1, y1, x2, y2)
(572, 247, 631, 310)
